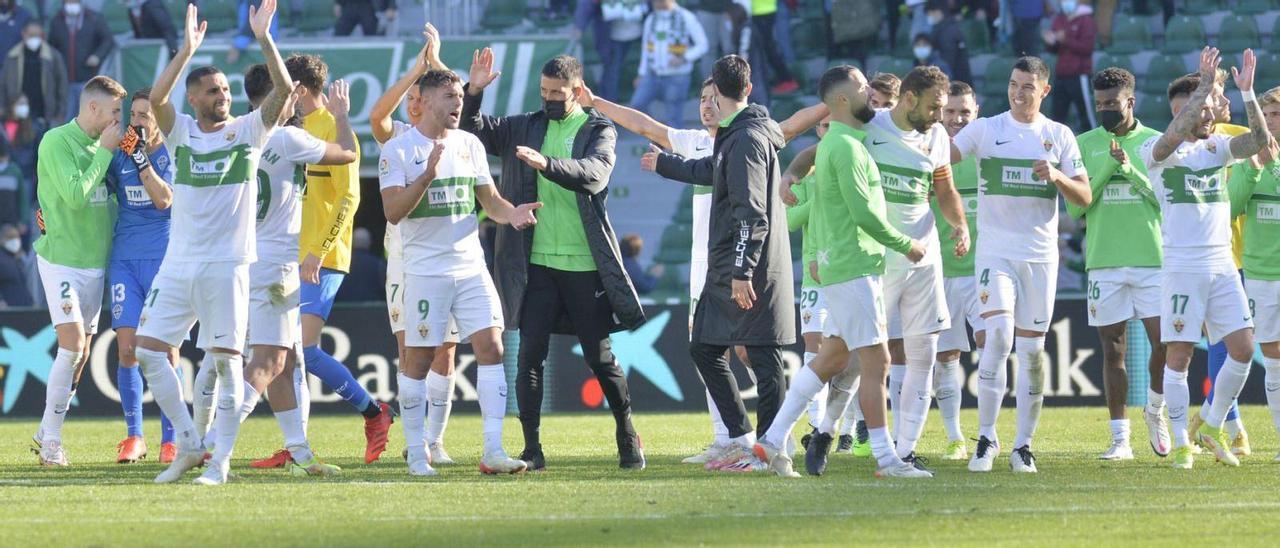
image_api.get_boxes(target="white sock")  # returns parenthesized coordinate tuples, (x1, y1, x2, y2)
(896, 333, 938, 458)
(1110, 419, 1130, 444)
(761, 366, 825, 447)
(1207, 356, 1251, 428)
(888, 363, 905, 435)
(293, 362, 310, 435)
(869, 426, 901, 469)
(137, 348, 198, 451)
(192, 354, 217, 440)
(730, 431, 756, 449)
(274, 407, 312, 463)
(38, 348, 79, 444)
(398, 373, 428, 455)
(209, 352, 245, 469)
(1147, 387, 1165, 411)
(240, 381, 260, 423)
(802, 352, 826, 428)
(706, 389, 730, 445)
(1264, 357, 1280, 436)
(822, 368, 859, 434)
(1013, 336, 1046, 449)
(978, 314, 1013, 440)
(425, 370, 453, 448)
(1164, 366, 1190, 447)
(476, 364, 507, 456)
(934, 358, 964, 442)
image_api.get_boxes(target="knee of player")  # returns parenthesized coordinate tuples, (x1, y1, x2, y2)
(588, 338, 617, 366)
(117, 344, 137, 366)
(472, 345, 503, 366)
(936, 349, 961, 363)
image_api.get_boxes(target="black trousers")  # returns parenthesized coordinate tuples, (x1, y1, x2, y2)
(516, 264, 635, 449)
(334, 2, 378, 36)
(1011, 17, 1041, 56)
(751, 13, 794, 84)
(1052, 73, 1094, 133)
(689, 340, 784, 439)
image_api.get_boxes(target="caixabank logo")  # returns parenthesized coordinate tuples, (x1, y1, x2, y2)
(0, 325, 64, 414)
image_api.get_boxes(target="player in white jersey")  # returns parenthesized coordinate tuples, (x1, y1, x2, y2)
(379, 69, 538, 476)
(1139, 47, 1271, 469)
(368, 24, 465, 465)
(132, 1, 292, 485)
(951, 56, 1092, 473)
(197, 64, 360, 476)
(580, 78, 827, 466)
(830, 66, 968, 474)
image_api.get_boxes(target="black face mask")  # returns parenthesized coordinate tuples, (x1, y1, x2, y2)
(1099, 109, 1128, 133)
(543, 99, 568, 121)
(854, 103, 876, 123)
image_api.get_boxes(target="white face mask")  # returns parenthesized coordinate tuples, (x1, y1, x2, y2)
(14, 103, 28, 119)
(3, 238, 20, 254)
(913, 46, 932, 61)
(63, 2, 81, 15)
(24, 37, 39, 51)
(928, 12, 942, 25)
(1061, 1, 1077, 14)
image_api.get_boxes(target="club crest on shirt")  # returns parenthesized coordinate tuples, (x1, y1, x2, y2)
(60, 300, 72, 316)
(112, 304, 123, 319)
(1043, 139, 1054, 152)
(979, 289, 989, 304)
(1206, 140, 1217, 153)
(417, 323, 429, 339)
(138, 312, 148, 327)
(379, 157, 390, 176)
(1172, 317, 1185, 333)
(225, 131, 237, 142)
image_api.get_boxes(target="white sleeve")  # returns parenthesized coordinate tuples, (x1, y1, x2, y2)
(234, 109, 272, 149)
(952, 117, 985, 160)
(666, 128, 700, 156)
(284, 127, 329, 165)
(471, 136, 493, 187)
(1138, 134, 1164, 171)
(1216, 133, 1241, 163)
(1056, 126, 1086, 179)
(378, 141, 406, 190)
(929, 126, 951, 170)
(165, 113, 194, 147)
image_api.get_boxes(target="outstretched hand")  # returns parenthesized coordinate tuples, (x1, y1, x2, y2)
(468, 48, 501, 94)
(641, 144, 661, 172)
(249, 0, 277, 39)
(1234, 48, 1257, 93)
(182, 3, 207, 52)
(327, 79, 351, 116)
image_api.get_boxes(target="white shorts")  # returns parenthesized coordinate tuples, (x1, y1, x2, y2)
(690, 193, 711, 326)
(976, 256, 1058, 332)
(404, 271, 503, 348)
(1246, 277, 1280, 343)
(799, 285, 829, 335)
(247, 260, 300, 348)
(885, 264, 949, 339)
(1161, 269, 1251, 344)
(388, 256, 462, 344)
(139, 261, 249, 350)
(939, 276, 985, 352)
(821, 275, 887, 349)
(1087, 267, 1161, 327)
(37, 255, 104, 334)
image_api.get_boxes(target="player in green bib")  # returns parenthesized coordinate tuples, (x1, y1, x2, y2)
(1229, 85, 1280, 458)
(1065, 68, 1169, 461)
(31, 75, 128, 466)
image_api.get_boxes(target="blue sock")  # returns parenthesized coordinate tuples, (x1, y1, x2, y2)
(303, 345, 376, 414)
(160, 366, 179, 444)
(1206, 340, 1239, 420)
(118, 364, 144, 438)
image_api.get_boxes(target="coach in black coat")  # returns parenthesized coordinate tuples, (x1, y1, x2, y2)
(652, 55, 794, 441)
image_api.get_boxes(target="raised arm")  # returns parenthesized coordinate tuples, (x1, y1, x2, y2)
(778, 104, 830, 143)
(315, 80, 359, 165)
(1153, 47, 1219, 163)
(371, 24, 438, 144)
(151, 4, 206, 135)
(580, 85, 672, 148)
(251, 0, 292, 130)
(459, 47, 513, 153)
(1228, 49, 1272, 159)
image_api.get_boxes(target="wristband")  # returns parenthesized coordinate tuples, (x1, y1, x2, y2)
(1242, 89, 1257, 103)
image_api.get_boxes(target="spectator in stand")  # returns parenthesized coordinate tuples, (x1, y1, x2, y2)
(826, 0, 880, 68)
(3, 95, 40, 183)
(689, 0, 747, 79)
(884, 0, 903, 49)
(868, 72, 900, 109)
(575, 0, 645, 103)
(1044, 0, 1096, 132)
(905, 0, 929, 45)
(911, 33, 953, 78)
(0, 22, 67, 133)
(47, 0, 113, 119)
(0, 140, 27, 231)
(1009, 0, 1043, 56)
(631, 0, 707, 127)
(0, 223, 31, 308)
(750, 0, 797, 94)
(620, 234, 662, 295)
(334, 0, 397, 36)
(926, 0, 970, 84)
(227, 0, 278, 64)
(126, 0, 179, 58)
(335, 227, 387, 302)
(0, 0, 32, 60)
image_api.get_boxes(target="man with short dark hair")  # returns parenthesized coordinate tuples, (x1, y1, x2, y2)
(650, 54, 796, 472)
(869, 73, 901, 110)
(1065, 66, 1167, 461)
(461, 48, 646, 470)
(926, 0, 971, 84)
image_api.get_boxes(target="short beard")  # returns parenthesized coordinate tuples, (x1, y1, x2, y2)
(854, 104, 875, 123)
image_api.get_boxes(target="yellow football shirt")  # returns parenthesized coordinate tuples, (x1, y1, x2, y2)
(1214, 122, 1249, 269)
(300, 106, 361, 272)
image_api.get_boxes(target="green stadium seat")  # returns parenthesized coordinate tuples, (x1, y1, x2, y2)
(652, 266, 687, 296)
(1136, 93, 1171, 131)
(961, 18, 990, 53)
(1107, 15, 1151, 55)
(481, 0, 526, 30)
(1180, 0, 1222, 14)
(981, 56, 1015, 97)
(672, 187, 694, 225)
(101, 0, 134, 35)
(875, 57, 914, 79)
(654, 224, 693, 265)
(1255, 51, 1280, 94)
(200, 0, 239, 34)
(1095, 52, 1134, 75)
(1163, 16, 1205, 54)
(1141, 54, 1188, 96)
(1216, 15, 1259, 54)
(1237, 0, 1275, 14)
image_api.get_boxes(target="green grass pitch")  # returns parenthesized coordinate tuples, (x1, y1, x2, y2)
(2, 406, 1279, 545)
